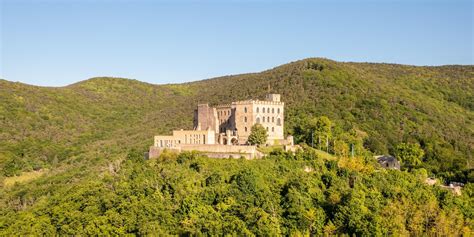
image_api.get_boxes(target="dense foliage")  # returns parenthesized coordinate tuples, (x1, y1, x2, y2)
(0, 58, 473, 234)
(394, 142, 425, 169)
(248, 124, 268, 145)
(0, 149, 472, 235)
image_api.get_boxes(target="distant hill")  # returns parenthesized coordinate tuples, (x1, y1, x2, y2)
(1, 58, 472, 179)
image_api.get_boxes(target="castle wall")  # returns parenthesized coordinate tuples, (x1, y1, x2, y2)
(251, 101, 284, 143)
(149, 144, 262, 159)
(216, 105, 234, 133)
(194, 104, 218, 132)
(232, 102, 254, 144)
(154, 129, 215, 148)
(230, 99, 284, 145)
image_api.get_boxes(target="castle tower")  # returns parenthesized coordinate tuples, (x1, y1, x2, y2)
(266, 94, 281, 102)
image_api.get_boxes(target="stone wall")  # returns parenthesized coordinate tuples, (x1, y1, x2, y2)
(154, 129, 216, 148)
(194, 104, 219, 132)
(149, 144, 263, 159)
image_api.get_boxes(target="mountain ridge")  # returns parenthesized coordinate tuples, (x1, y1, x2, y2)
(0, 57, 472, 180)
(3, 57, 473, 88)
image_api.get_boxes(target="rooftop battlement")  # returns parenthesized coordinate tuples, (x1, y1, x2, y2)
(232, 100, 284, 106)
(215, 104, 232, 108)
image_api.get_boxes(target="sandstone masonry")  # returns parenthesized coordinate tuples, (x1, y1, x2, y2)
(149, 94, 293, 159)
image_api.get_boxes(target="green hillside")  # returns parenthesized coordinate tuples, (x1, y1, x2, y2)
(1, 58, 472, 179)
(0, 58, 473, 235)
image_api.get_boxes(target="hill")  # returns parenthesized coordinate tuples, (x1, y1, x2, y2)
(1, 58, 472, 179)
(0, 58, 473, 234)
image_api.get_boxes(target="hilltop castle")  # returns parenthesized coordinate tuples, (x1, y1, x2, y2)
(149, 94, 293, 159)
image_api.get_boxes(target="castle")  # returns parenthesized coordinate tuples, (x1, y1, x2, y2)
(149, 94, 293, 159)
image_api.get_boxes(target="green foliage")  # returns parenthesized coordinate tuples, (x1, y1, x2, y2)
(0, 149, 471, 235)
(0, 58, 472, 235)
(394, 142, 425, 169)
(247, 123, 268, 145)
(1, 58, 472, 180)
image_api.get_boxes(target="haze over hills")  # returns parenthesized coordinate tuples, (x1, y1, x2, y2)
(0, 58, 473, 235)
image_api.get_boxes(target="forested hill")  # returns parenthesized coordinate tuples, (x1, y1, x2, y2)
(0, 58, 473, 235)
(1, 58, 472, 178)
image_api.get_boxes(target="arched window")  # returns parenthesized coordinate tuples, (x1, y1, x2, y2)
(244, 107, 247, 113)
(256, 117, 260, 123)
(272, 127, 274, 132)
(263, 108, 265, 113)
(266, 127, 269, 131)
(263, 117, 266, 122)
(272, 117, 274, 123)
(267, 116, 270, 122)
(272, 108, 274, 113)
(257, 107, 259, 113)
(245, 127, 247, 132)
(277, 118, 281, 126)
(278, 108, 280, 114)
(244, 117, 247, 122)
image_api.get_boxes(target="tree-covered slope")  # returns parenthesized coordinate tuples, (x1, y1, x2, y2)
(1, 149, 473, 235)
(0, 58, 473, 179)
(1, 58, 473, 235)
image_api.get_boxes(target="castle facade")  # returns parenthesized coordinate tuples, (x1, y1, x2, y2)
(193, 93, 285, 145)
(150, 94, 291, 159)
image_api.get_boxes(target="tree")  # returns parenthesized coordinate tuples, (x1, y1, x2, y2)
(301, 116, 332, 150)
(394, 143, 424, 168)
(248, 124, 268, 145)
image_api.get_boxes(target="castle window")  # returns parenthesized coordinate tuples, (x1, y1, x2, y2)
(244, 107, 247, 113)
(263, 108, 265, 113)
(277, 118, 281, 126)
(278, 108, 280, 114)
(263, 117, 266, 122)
(257, 107, 259, 113)
(267, 116, 270, 122)
(272, 108, 274, 113)
(244, 117, 247, 122)
(256, 117, 260, 123)
(245, 127, 247, 132)
(272, 117, 274, 123)
(266, 127, 269, 131)
(272, 127, 274, 132)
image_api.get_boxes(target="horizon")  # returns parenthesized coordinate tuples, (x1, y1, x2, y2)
(1, 0, 473, 87)
(2, 57, 473, 88)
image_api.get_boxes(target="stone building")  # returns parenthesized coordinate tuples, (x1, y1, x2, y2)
(375, 155, 401, 170)
(154, 129, 216, 148)
(150, 94, 291, 159)
(193, 93, 286, 145)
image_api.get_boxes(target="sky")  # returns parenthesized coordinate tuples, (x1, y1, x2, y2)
(0, 0, 472, 87)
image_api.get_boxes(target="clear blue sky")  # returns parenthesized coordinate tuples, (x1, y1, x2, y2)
(1, 0, 472, 86)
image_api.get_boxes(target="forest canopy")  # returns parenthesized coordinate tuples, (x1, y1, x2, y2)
(0, 58, 472, 235)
